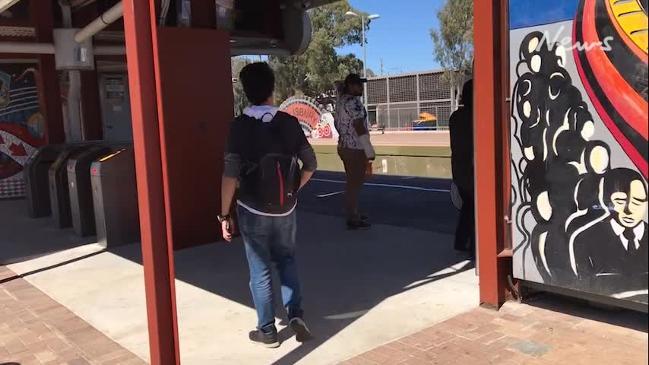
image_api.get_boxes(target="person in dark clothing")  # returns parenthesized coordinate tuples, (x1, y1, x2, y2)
(220, 62, 317, 348)
(449, 79, 475, 255)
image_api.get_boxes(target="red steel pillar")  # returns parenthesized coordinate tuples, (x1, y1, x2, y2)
(122, 0, 180, 363)
(474, 0, 512, 308)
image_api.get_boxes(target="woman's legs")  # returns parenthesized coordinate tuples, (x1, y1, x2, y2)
(338, 148, 367, 222)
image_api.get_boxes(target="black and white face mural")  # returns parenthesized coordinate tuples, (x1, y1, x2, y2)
(510, 2, 648, 305)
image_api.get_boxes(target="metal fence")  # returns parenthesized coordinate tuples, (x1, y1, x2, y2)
(366, 70, 454, 131)
(368, 104, 451, 131)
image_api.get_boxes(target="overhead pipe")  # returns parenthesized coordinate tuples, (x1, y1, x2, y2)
(74, 1, 124, 43)
(0, 0, 21, 13)
(0, 42, 55, 54)
(0, 42, 125, 55)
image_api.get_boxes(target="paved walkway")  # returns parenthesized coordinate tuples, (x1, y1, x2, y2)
(342, 296, 648, 365)
(0, 266, 144, 365)
(2, 262, 647, 365)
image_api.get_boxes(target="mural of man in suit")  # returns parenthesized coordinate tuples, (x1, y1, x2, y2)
(572, 168, 648, 302)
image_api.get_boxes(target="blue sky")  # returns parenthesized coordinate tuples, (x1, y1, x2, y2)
(509, 0, 579, 29)
(337, 0, 445, 75)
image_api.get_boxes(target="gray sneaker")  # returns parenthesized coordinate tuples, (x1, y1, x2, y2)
(249, 328, 280, 348)
(289, 317, 312, 342)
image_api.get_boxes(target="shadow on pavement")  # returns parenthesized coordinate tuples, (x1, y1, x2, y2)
(524, 292, 649, 334)
(1, 172, 470, 364)
(0, 199, 96, 265)
(111, 211, 472, 364)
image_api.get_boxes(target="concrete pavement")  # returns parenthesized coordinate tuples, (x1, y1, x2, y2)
(5, 214, 477, 364)
(1, 174, 478, 364)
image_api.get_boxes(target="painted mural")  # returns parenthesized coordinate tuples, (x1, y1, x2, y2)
(0, 62, 45, 199)
(279, 96, 338, 139)
(510, 0, 648, 305)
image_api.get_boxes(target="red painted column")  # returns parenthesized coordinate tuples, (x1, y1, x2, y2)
(474, 0, 510, 308)
(122, 1, 180, 364)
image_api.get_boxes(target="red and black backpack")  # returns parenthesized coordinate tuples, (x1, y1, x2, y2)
(235, 112, 302, 214)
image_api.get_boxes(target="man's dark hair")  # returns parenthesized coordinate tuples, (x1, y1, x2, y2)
(603, 168, 647, 208)
(460, 79, 473, 107)
(240, 62, 275, 105)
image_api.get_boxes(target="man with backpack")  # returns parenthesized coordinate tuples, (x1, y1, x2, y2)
(219, 62, 317, 348)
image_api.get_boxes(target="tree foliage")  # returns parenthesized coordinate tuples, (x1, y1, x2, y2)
(269, 1, 367, 102)
(430, 0, 473, 106)
(232, 57, 251, 115)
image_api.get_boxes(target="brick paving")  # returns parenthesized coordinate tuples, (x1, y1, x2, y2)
(0, 266, 144, 365)
(2, 259, 647, 365)
(341, 297, 648, 365)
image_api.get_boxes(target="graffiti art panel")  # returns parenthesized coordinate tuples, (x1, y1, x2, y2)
(509, 0, 648, 305)
(0, 62, 46, 198)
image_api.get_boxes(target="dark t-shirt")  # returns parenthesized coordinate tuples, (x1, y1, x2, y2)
(225, 111, 314, 215)
(449, 106, 474, 193)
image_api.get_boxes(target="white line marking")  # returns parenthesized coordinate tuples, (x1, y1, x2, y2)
(312, 178, 450, 193)
(316, 191, 345, 198)
(324, 310, 369, 320)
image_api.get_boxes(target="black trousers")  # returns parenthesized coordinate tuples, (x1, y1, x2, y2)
(454, 187, 475, 253)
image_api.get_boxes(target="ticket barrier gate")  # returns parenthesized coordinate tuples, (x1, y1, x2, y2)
(48, 144, 101, 228)
(24, 145, 66, 218)
(91, 147, 140, 247)
(68, 146, 114, 237)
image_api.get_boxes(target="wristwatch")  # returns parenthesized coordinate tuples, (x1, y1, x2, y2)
(217, 214, 231, 223)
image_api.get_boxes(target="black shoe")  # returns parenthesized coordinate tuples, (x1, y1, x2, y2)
(347, 220, 371, 230)
(249, 328, 280, 348)
(289, 317, 312, 342)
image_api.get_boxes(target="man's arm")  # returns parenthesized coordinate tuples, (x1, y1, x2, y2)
(221, 151, 241, 213)
(220, 120, 242, 242)
(298, 147, 316, 189)
(349, 97, 369, 136)
(353, 117, 369, 136)
(294, 118, 317, 189)
(220, 153, 241, 242)
(221, 175, 238, 215)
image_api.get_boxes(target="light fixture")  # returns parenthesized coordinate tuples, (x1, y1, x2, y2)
(0, 0, 21, 13)
(345, 10, 358, 17)
(368, 14, 380, 20)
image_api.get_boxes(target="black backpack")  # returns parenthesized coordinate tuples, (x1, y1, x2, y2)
(236, 113, 302, 214)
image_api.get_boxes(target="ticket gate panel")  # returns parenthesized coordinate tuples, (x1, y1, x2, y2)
(68, 146, 113, 237)
(91, 148, 140, 247)
(24, 145, 66, 218)
(48, 144, 97, 228)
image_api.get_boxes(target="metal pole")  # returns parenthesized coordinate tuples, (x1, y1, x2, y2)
(362, 15, 368, 105)
(75, 1, 124, 43)
(362, 15, 367, 78)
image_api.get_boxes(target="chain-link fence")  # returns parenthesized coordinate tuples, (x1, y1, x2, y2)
(365, 70, 455, 131)
(368, 104, 452, 131)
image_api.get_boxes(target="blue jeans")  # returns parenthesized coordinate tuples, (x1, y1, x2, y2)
(237, 206, 303, 331)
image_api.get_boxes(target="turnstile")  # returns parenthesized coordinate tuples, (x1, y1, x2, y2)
(24, 145, 66, 218)
(91, 148, 140, 247)
(68, 146, 113, 237)
(48, 144, 98, 228)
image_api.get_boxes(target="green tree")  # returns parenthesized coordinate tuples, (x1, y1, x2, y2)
(232, 57, 251, 115)
(270, 1, 367, 103)
(430, 0, 473, 109)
